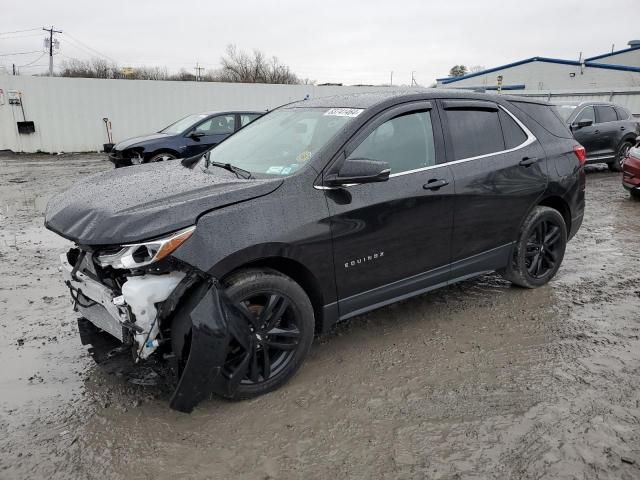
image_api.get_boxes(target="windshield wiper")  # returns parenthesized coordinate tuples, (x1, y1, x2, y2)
(207, 161, 253, 179)
(181, 151, 252, 179)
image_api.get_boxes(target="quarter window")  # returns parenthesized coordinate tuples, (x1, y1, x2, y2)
(240, 113, 261, 127)
(444, 108, 505, 160)
(348, 111, 436, 174)
(614, 106, 630, 120)
(499, 110, 528, 149)
(595, 105, 617, 124)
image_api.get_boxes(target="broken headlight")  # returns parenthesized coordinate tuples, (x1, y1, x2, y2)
(96, 226, 195, 269)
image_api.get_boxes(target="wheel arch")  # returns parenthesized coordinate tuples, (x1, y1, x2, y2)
(537, 195, 572, 235)
(218, 255, 327, 334)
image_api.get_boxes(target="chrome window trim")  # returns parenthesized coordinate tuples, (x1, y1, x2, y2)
(313, 103, 537, 189)
(389, 104, 536, 178)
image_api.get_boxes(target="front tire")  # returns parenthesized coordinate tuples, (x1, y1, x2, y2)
(147, 152, 177, 163)
(608, 140, 633, 172)
(221, 269, 314, 399)
(501, 206, 567, 288)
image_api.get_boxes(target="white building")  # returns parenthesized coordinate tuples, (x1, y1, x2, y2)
(436, 41, 640, 91)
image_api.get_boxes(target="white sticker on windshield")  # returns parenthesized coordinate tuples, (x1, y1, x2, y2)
(324, 108, 364, 117)
(266, 166, 284, 174)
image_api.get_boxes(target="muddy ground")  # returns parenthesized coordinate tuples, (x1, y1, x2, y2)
(0, 152, 639, 480)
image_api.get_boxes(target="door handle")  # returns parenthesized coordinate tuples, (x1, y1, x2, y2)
(621, 126, 626, 131)
(594, 130, 600, 134)
(519, 157, 539, 167)
(423, 178, 449, 190)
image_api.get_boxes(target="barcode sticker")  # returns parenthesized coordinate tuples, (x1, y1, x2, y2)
(324, 108, 364, 117)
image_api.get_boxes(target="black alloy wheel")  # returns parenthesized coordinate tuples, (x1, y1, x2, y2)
(524, 219, 562, 279)
(221, 269, 314, 398)
(501, 206, 567, 288)
(224, 293, 301, 384)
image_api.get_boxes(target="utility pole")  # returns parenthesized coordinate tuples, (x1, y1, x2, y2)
(194, 62, 204, 81)
(411, 71, 417, 86)
(12, 63, 16, 76)
(390, 71, 393, 86)
(43, 26, 62, 77)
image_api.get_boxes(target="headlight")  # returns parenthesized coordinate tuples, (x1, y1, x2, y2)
(96, 226, 195, 269)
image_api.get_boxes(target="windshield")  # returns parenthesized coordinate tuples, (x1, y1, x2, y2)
(160, 114, 209, 135)
(555, 105, 577, 121)
(201, 107, 361, 176)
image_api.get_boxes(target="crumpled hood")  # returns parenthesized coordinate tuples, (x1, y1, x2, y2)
(45, 161, 282, 245)
(114, 133, 169, 150)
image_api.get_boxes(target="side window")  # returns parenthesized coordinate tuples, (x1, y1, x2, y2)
(498, 110, 528, 149)
(614, 106, 630, 120)
(240, 113, 261, 127)
(595, 106, 617, 124)
(444, 108, 504, 160)
(575, 106, 595, 124)
(348, 111, 436, 174)
(195, 115, 235, 135)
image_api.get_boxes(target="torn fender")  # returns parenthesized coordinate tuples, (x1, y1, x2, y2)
(169, 279, 246, 413)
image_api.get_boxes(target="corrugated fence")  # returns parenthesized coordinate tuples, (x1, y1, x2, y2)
(0, 76, 389, 153)
(1, 76, 639, 153)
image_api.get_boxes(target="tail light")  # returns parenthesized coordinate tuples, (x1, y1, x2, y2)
(573, 145, 587, 166)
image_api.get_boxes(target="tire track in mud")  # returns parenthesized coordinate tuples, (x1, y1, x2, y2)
(2, 157, 640, 480)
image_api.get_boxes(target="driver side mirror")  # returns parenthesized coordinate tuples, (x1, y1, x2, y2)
(324, 158, 390, 187)
(189, 131, 206, 139)
(572, 119, 593, 130)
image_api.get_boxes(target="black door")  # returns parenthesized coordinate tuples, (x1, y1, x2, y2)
(571, 105, 601, 156)
(324, 102, 455, 319)
(183, 114, 236, 157)
(594, 105, 622, 156)
(440, 100, 547, 278)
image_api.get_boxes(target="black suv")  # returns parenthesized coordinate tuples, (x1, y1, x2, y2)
(45, 90, 585, 412)
(555, 101, 639, 171)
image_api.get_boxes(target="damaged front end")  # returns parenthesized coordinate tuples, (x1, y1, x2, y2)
(61, 227, 245, 413)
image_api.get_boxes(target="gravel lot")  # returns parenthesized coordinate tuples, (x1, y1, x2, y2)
(1, 152, 639, 480)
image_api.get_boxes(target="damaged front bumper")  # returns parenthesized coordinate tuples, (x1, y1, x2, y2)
(60, 249, 244, 413)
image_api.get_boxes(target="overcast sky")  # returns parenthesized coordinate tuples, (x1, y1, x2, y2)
(2, 0, 638, 84)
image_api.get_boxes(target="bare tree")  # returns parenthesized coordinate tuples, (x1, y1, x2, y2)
(469, 65, 486, 74)
(211, 45, 300, 84)
(59, 58, 121, 79)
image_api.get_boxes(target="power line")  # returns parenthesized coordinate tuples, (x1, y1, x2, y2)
(0, 32, 45, 40)
(0, 50, 41, 56)
(0, 28, 41, 36)
(62, 31, 117, 63)
(18, 53, 46, 67)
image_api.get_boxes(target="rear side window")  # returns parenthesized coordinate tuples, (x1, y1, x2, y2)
(510, 101, 573, 139)
(614, 106, 630, 120)
(444, 108, 504, 160)
(595, 105, 617, 123)
(499, 110, 528, 149)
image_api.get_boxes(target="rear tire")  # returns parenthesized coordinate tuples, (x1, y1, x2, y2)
(608, 140, 633, 172)
(501, 206, 567, 288)
(221, 268, 314, 399)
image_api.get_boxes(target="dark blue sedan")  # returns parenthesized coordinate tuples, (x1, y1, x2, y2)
(108, 110, 263, 167)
